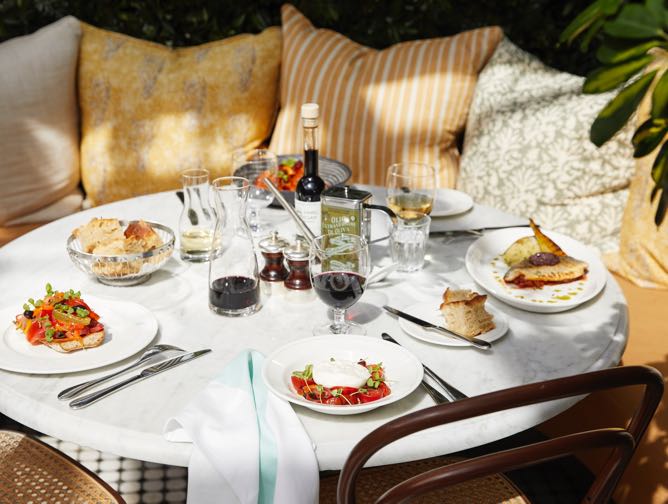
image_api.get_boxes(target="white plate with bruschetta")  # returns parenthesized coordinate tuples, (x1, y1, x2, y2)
(0, 295, 157, 374)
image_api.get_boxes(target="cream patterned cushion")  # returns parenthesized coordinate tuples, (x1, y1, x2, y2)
(79, 23, 281, 206)
(0, 17, 82, 225)
(457, 38, 635, 253)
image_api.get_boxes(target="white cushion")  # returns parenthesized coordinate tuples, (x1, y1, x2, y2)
(0, 16, 81, 225)
(457, 38, 635, 253)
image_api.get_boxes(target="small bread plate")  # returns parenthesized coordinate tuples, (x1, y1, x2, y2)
(398, 302, 509, 347)
(430, 189, 474, 217)
(0, 296, 158, 374)
(465, 228, 607, 313)
(262, 335, 423, 415)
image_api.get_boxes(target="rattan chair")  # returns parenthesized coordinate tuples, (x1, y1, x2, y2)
(330, 365, 663, 504)
(0, 430, 124, 504)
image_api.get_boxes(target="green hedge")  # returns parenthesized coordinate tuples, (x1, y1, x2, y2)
(0, 0, 596, 75)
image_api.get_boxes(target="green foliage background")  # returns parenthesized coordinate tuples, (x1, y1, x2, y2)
(0, 0, 596, 75)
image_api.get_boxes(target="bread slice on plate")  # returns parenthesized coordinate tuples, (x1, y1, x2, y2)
(44, 330, 105, 353)
(440, 288, 495, 338)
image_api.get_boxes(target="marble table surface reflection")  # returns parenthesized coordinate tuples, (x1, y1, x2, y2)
(0, 191, 627, 469)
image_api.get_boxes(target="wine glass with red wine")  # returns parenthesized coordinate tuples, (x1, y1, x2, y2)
(310, 234, 371, 335)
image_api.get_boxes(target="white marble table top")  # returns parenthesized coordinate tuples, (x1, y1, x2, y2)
(0, 191, 627, 470)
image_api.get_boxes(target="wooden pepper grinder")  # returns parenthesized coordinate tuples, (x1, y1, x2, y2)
(258, 231, 289, 296)
(284, 237, 312, 292)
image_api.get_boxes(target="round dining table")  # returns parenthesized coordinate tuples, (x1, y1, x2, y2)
(0, 191, 627, 470)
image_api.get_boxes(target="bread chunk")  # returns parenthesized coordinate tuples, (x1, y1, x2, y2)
(72, 218, 124, 253)
(440, 288, 495, 338)
(124, 220, 163, 251)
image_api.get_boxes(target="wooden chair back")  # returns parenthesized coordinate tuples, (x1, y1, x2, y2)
(337, 365, 664, 504)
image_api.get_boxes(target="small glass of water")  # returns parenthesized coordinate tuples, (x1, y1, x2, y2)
(390, 213, 431, 272)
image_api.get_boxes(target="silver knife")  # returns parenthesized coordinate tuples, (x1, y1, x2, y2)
(383, 305, 491, 350)
(381, 333, 468, 402)
(69, 349, 212, 409)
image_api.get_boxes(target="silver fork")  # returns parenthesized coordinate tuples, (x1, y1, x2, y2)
(57, 344, 185, 400)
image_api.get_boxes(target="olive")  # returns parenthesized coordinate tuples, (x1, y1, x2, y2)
(53, 331, 67, 340)
(23, 310, 34, 319)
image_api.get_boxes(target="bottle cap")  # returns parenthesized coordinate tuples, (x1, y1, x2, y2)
(301, 103, 319, 119)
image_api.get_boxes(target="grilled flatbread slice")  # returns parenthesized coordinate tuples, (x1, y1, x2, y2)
(504, 254, 588, 288)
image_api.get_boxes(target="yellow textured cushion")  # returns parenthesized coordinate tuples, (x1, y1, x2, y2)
(79, 23, 281, 206)
(269, 5, 502, 187)
(606, 50, 668, 288)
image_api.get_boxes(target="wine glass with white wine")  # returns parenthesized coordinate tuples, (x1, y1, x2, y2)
(386, 163, 437, 219)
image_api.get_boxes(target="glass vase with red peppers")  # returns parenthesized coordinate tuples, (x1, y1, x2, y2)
(291, 361, 391, 405)
(309, 233, 370, 335)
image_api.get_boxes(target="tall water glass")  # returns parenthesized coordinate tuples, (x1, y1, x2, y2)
(179, 168, 218, 262)
(310, 234, 371, 335)
(390, 213, 431, 272)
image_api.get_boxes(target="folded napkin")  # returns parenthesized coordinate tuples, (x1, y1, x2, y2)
(164, 350, 319, 504)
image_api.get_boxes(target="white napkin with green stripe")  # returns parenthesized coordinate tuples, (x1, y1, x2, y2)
(164, 350, 319, 504)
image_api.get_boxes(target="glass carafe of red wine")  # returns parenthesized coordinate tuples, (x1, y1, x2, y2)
(208, 177, 261, 316)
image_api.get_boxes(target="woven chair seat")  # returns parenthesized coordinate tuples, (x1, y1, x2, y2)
(319, 456, 529, 504)
(0, 430, 123, 504)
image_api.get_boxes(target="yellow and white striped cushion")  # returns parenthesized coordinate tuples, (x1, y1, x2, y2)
(269, 5, 502, 187)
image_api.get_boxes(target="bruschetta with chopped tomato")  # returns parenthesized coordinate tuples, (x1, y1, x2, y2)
(14, 284, 105, 353)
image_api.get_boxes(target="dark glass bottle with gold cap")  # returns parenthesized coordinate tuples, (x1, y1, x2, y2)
(295, 103, 325, 236)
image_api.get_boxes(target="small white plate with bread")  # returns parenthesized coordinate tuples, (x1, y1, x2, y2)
(398, 290, 509, 347)
(0, 296, 157, 374)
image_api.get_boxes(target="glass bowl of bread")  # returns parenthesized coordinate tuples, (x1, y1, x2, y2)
(67, 218, 175, 286)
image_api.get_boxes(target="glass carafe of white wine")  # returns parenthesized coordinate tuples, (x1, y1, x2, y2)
(179, 168, 219, 262)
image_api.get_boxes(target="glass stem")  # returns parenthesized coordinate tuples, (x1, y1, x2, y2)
(248, 208, 259, 228)
(331, 308, 346, 333)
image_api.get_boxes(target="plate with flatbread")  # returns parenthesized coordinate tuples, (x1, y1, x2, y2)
(465, 225, 606, 313)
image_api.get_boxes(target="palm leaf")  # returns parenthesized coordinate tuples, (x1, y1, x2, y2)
(584, 55, 653, 93)
(651, 70, 668, 118)
(603, 4, 666, 39)
(560, 1, 603, 45)
(632, 118, 668, 157)
(651, 140, 668, 184)
(596, 39, 666, 65)
(656, 188, 667, 226)
(591, 70, 658, 146)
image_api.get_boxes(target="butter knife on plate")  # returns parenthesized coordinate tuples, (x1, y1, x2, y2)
(383, 305, 491, 350)
(69, 349, 212, 409)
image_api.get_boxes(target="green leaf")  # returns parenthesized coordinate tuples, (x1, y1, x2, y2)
(601, 0, 624, 15)
(580, 18, 606, 52)
(584, 55, 653, 93)
(596, 39, 666, 65)
(560, 1, 603, 45)
(651, 140, 668, 184)
(645, 0, 665, 19)
(651, 70, 668, 118)
(591, 70, 658, 146)
(632, 118, 668, 157)
(655, 189, 666, 226)
(603, 4, 666, 39)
